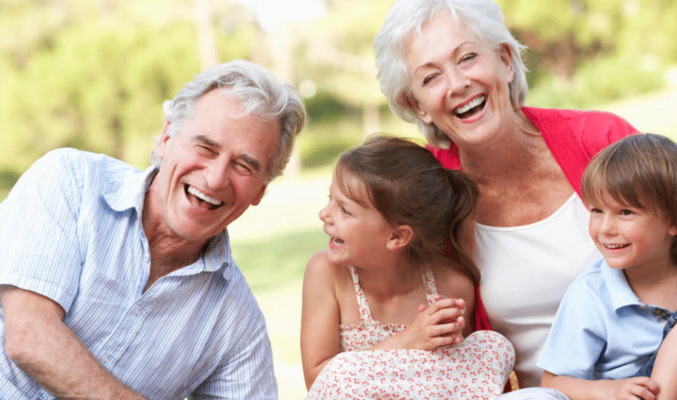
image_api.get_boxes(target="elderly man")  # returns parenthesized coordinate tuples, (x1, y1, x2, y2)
(0, 60, 306, 399)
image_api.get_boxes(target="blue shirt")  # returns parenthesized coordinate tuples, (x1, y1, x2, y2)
(537, 258, 671, 380)
(0, 149, 277, 400)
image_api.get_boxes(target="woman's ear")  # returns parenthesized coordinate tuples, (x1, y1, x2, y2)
(386, 225, 414, 251)
(402, 93, 432, 124)
(499, 44, 514, 84)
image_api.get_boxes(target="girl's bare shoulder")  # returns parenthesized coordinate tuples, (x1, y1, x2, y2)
(431, 262, 475, 306)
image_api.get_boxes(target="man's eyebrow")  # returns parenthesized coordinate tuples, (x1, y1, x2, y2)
(193, 134, 220, 148)
(239, 154, 262, 173)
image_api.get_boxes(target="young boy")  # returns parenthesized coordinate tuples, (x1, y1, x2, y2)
(537, 134, 677, 400)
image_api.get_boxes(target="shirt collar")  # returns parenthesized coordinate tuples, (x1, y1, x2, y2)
(102, 165, 235, 280)
(103, 164, 157, 215)
(601, 260, 642, 312)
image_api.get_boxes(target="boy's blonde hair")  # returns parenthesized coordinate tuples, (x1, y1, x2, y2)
(581, 133, 677, 263)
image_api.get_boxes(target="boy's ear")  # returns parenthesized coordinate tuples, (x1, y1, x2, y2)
(668, 223, 677, 237)
(386, 225, 414, 251)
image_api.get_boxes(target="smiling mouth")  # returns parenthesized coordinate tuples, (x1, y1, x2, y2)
(604, 243, 629, 250)
(454, 95, 486, 119)
(185, 185, 223, 210)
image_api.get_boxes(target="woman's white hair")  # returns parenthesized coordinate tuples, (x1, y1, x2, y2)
(151, 59, 306, 183)
(373, 0, 528, 149)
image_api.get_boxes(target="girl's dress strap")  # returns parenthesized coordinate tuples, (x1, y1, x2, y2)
(422, 267, 438, 306)
(349, 267, 374, 323)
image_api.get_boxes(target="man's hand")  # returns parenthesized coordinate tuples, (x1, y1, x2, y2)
(1, 286, 145, 400)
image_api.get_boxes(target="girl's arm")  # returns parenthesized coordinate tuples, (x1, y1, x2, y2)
(541, 370, 658, 400)
(650, 326, 677, 399)
(300, 251, 342, 389)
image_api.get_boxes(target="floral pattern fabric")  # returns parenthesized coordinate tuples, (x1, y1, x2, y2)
(307, 267, 515, 400)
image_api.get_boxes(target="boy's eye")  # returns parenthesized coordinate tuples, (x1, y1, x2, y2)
(620, 209, 634, 216)
(589, 207, 601, 214)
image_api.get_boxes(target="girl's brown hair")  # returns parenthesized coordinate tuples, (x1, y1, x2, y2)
(581, 133, 677, 263)
(335, 135, 480, 284)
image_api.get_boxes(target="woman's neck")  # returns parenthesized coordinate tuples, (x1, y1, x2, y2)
(457, 110, 543, 181)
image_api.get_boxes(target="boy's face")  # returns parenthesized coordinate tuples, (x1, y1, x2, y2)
(588, 193, 677, 274)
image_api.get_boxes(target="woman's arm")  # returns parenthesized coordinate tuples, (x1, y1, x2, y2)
(650, 326, 677, 399)
(541, 370, 658, 400)
(300, 251, 342, 389)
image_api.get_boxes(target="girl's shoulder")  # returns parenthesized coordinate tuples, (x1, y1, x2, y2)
(430, 262, 475, 308)
(304, 250, 353, 288)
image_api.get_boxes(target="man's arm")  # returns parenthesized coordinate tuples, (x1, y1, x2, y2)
(1, 286, 145, 400)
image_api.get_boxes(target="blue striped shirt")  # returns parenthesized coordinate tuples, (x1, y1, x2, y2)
(0, 149, 277, 400)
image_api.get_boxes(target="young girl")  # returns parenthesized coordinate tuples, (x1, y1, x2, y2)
(538, 133, 677, 399)
(301, 135, 515, 399)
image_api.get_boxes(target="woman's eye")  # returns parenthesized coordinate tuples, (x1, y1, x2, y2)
(422, 74, 437, 85)
(461, 53, 477, 63)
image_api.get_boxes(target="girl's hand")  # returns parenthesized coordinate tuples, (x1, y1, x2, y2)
(393, 296, 466, 350)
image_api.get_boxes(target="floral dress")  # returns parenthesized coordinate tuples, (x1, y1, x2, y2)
(306, 267, 515, 400)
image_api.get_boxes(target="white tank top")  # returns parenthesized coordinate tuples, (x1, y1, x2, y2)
(476, 193, 601, 388)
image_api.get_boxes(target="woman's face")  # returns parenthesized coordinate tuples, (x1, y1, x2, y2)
(404, 12, 515, 149)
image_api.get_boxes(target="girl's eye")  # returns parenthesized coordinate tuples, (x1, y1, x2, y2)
(589, 207, 601, 214)
(620, 209, 634, 216)
(340, 206, 350, 215)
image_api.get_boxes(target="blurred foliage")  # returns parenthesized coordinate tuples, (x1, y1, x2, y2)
(231, 229, 327, 292)
(1, 0, 676, 192)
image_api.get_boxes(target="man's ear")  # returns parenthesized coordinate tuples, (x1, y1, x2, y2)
(402, 93, 432, 124)
(156, 120, 173, 159)
(386, 225, 414, 251)
(251, 184, 267, 206)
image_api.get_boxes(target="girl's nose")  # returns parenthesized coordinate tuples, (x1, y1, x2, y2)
(319, 204, 331, 223)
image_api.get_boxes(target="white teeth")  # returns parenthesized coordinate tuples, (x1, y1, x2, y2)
(187, 186, 223, 206)
(455, 95, 486, 115)
(332, 237, 344, 245)
(605, 244, 626, 249)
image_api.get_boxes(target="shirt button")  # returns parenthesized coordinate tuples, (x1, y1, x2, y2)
(101, 355, 109, 362)
(133, 308, 140, 316)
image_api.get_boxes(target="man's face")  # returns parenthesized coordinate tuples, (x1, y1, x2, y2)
(147, 89, 281, 245)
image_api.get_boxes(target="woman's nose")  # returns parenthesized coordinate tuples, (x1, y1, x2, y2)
(446, 68, 470, 97)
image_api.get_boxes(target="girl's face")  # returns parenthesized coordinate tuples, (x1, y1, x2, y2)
(588, 192, 677, 274)
(319, 172, 397, 267)
(403, 11, 515, 149)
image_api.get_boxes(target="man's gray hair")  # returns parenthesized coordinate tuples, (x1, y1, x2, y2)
(152, 60, 306, 183)
(373, 0, 528, 149)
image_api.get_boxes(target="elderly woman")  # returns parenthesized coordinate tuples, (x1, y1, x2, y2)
(373, 0, 637, 389)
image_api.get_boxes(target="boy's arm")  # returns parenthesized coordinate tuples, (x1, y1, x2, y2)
(542, 370, 658, 400)
(300, 251, 342, 389)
